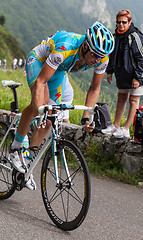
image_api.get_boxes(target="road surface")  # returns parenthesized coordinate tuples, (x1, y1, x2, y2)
(0, 160, 143, 240)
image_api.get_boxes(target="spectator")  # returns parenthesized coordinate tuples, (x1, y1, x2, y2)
(102, 10, 143, 138)
(2, 58, 6, 69)
(12, 57, 18, 70)
(18, 58, 23, 68)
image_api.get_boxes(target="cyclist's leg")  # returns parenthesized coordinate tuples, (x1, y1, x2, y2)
(10, 53, 50, 189)
(10, 53, 44, 175)
(28, 72, 67, 147)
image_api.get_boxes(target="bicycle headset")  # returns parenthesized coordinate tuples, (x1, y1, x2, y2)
(85, 21, 115, 57)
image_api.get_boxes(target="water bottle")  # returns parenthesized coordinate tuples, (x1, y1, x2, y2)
(22, 135, 29, 157)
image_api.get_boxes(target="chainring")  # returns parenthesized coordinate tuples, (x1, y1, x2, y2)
(12, 169, 25, 191)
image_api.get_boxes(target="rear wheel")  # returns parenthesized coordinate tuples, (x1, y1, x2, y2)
(41, 139, 91, 231)
(0, 122, 15, 199)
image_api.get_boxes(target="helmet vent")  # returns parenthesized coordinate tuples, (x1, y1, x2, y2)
(103, 39, 105, 50)
(100, 29, 104, 38)
(89, 28, 92, 35)
(97, 37, 100, 48)
(107, 34, 110, 40)
(91, 35, 95, 46)
(93, 27, 97, 36)
(107, 43, 110, 52)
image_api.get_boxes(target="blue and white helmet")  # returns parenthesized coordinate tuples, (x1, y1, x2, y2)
(85, 21, 115, 57)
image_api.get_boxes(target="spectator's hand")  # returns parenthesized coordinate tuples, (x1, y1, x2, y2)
(81, 117, 95, 133)
(107, 74, 112, 84)
(132, 79, 140, 89)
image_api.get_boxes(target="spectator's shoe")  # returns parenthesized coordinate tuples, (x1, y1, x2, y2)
(113, 127, 130, 139)
(25, 174, 37, 190)
(101, 124, 117, 136)
(10, 147, 27, 173)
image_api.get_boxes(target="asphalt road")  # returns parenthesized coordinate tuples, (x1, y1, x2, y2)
(0, 160, 143, 240)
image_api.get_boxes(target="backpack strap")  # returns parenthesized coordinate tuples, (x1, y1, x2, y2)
(128, 32, 143, 68)
(128, 34, 136, 68)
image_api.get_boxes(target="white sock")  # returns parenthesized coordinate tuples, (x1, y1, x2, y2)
(11, 140, 23, 149)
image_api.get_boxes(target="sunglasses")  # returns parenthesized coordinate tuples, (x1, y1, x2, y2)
(116, 21, 128, 24)
(90, 51, 103, 60)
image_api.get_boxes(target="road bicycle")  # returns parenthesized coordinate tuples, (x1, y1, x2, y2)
(0, 80, 96, 231)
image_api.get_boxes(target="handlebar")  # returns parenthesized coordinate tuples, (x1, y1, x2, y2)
(38, 104, 98, 126)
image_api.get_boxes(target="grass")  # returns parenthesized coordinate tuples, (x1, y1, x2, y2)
(0, 68, 31, 112)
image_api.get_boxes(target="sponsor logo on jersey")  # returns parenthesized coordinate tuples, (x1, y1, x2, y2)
(55, 91, 61, 102)
(57, 45, 67, 51)
(54, 56, 62, 65)
(27, 56, 36, 65)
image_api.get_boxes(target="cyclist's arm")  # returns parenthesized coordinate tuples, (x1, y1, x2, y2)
(81, 58, 108, 131)
(81, 72, 104, 132)
(31, 62, 56, 115)
(83, 71, 104, 119)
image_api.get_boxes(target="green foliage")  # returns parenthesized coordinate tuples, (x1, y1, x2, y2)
(0, 0, 94, 54)
(0, 15, 5, 26)
(85, 141, 143, 185)
(69, 76, 86, 125)
(0, 25, 26, 68)
(0, 69, 30, 112)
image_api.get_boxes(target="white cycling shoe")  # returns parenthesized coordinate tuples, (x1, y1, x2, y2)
(25, 174, 37, 190)
(10, 148, 27, 174)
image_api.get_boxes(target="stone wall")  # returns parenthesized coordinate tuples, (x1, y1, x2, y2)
(0, 109, 143, 174)
(61, 122, 143, 174)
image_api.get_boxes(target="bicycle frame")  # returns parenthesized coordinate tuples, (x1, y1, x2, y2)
(0, 112, 21, 149)
(24, 104, 95, 184)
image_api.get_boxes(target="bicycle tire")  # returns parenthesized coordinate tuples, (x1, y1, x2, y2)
(0, 121, 15, 199)
(41, 139, 91, 231)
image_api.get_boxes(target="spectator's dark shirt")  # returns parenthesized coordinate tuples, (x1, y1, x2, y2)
(106, 23, 143, 89)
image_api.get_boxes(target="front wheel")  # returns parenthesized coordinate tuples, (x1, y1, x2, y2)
(0, 122, 15, 199)
(41, 139, 91, 231)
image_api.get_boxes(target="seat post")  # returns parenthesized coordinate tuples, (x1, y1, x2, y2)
(10, 87, 19, 113)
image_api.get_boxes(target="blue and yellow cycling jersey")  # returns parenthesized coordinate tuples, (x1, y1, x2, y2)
(26, 30, 109, 104)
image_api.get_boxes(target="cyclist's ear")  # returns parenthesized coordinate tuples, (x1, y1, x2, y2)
(82, 41, 89, 56)
(83, 42, 88, 51)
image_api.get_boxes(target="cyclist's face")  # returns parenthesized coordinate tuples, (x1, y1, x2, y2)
(85, 49, 101, 67)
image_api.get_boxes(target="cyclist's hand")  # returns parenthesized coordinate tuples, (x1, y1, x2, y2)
(81, 117, 95, 133)
(30, 116, 41, 131)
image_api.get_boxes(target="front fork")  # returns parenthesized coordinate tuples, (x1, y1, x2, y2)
(52, 136, 72, 187)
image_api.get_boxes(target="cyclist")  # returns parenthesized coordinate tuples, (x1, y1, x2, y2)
(10, 21, 114, 190)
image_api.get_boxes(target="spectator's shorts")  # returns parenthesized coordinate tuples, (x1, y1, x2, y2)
(118, 86, 143, 96)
